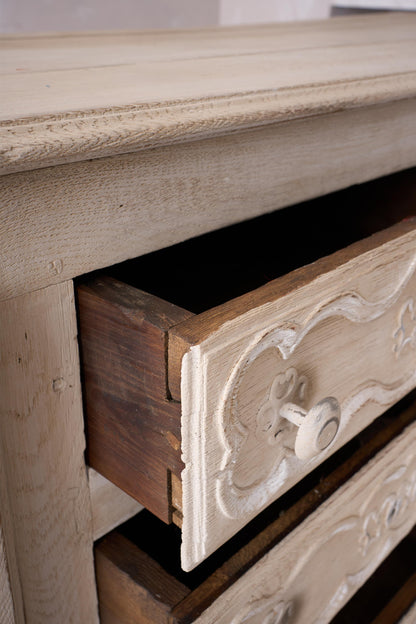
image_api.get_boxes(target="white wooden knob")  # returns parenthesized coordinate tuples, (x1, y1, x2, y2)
(279, 397, 341, 460)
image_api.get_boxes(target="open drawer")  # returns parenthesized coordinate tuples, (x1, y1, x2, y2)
(77, 169, 416, 570)
(95, 397, 416, 623)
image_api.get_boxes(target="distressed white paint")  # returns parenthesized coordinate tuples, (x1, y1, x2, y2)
(181, 227, 416, 570)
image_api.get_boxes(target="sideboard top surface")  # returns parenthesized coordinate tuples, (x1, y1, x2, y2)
(2, 14, 416, 302)
(1, 13, 416, 175)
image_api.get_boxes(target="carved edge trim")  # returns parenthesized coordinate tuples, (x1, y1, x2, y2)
(3, 73, 416, 175)
(181, 344, 207, 571)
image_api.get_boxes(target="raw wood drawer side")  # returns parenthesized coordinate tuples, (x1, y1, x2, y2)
(77, 280, 192, 523)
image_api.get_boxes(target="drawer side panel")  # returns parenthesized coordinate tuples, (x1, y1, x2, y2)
(77, 277, 190, 523)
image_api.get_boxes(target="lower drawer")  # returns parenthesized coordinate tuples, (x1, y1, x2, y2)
(95, 396, 416, 624)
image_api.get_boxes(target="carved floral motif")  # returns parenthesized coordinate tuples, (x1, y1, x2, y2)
(393, 297, 416, 357)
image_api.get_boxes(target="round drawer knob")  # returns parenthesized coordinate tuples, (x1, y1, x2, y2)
(279, 397, 341, 460)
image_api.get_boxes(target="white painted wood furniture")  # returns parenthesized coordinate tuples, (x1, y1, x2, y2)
(1, 13, 416, 622)
(78, 217, 416, 571)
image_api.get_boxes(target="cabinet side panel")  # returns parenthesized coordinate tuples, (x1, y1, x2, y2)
(0, 281, 98, 623)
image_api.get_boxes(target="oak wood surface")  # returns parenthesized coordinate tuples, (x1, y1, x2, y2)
(2, 15, 415, 622)
(95, 397, 416, 624)
(88, 468, 143, 541)
(77, 276, 191, 522)
(0, 282, 98, 623)
(108, 167, 416, 316)
(77, 215, 416, 565)
(0, 446, 24, 624)
(1, 14, 416, 175)
(171, 472, 183, 515)
(2, 34, 416, 302)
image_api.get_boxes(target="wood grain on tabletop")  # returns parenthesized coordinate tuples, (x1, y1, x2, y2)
(1, 13, 416, 175)
(95, 398, 416, 624)
(77, 276, 192, 523)
(0, 282, 98, 623)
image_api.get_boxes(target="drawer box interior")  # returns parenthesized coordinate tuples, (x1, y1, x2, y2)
(77, 167, 416, 569)
(106, 168, 416, 316)
(95, 394, 416, 624)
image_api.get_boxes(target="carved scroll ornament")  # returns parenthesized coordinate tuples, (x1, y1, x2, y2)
(216, 257, 416, 520)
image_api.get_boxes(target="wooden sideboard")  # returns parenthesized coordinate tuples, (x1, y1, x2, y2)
(1, 13, 416, 623)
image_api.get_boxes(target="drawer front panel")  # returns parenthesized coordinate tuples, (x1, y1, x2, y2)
(194, 419, 416, 624)
(175, 221, 416, 569)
